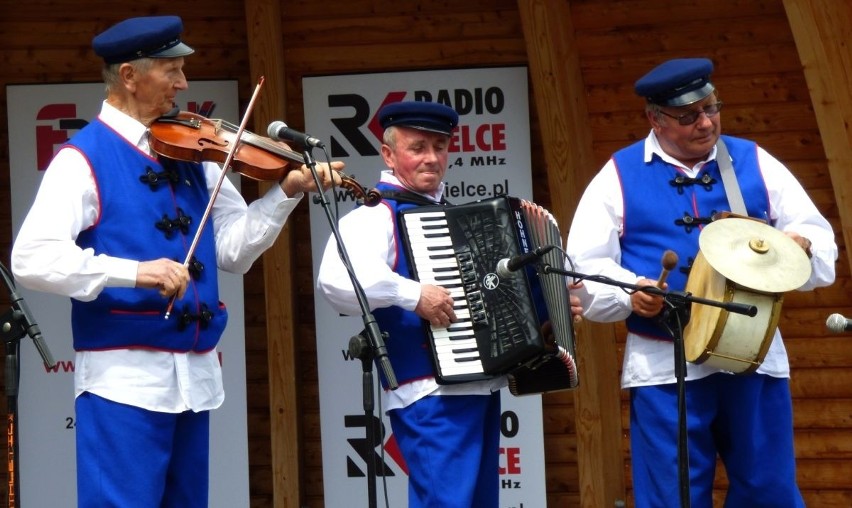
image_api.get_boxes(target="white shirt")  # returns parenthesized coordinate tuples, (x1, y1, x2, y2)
(316, 170, 505, 412)
(11, 101, 304, 413)
(565, 132, 837, 388)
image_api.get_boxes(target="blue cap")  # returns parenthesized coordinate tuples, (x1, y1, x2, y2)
(634, 58, 715, 107)
(93, 16, 194, 65)
(378, 101, 459, 136)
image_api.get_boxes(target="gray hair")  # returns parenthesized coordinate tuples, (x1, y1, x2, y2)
(646, 102, 664, 121)
(101, 58, 154, 93)
(382, 126, 397, 148)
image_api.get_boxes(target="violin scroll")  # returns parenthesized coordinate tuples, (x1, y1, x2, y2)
(347, 177, 382, 207)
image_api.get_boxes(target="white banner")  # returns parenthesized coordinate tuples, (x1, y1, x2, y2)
(305, 67, 547, 508)
(6, 81, 250, 507)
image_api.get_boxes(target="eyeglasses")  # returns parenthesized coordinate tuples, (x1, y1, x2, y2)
(657, 101, 723, 126)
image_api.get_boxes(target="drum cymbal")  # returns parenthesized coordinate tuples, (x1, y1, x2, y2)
(697, 217, 812, 293)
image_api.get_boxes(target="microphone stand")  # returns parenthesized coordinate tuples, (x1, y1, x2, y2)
(302, 147, 396, 508)
(1, 322, 21, 508)
(541, 262, 756, 508)
(0, 262, 57, 508)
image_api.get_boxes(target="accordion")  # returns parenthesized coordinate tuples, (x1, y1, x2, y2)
(398, 195, 579, 395)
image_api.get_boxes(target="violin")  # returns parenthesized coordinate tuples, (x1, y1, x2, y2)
(148, 110, 381, 206)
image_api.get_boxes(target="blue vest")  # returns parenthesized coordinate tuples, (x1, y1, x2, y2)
(613, 135, 770, 339)
(68, 118, 227, 352)
(371, 182, 439, 387)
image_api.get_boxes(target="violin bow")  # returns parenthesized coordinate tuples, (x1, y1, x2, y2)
(164, 76, 266, 319)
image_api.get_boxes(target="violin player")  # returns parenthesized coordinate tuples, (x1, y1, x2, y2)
(11, 15, 341, 507)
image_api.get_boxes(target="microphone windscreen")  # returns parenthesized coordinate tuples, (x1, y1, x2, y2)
(826, 313, 848, 333)
(267, 121, 285, 139)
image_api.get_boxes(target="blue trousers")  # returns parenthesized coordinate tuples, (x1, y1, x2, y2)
(630, 373, 804, 508)
(389, 392, 501, 508)
(75, 392, 210, 508)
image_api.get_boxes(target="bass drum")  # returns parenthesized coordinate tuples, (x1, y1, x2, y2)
(682, 217, 812, 374)
(683, 251, 782, 373)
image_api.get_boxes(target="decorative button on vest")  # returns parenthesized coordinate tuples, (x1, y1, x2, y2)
(669, 173, 717, 194)
(155, 208, 192, 238)
(139, 166, 180, 190)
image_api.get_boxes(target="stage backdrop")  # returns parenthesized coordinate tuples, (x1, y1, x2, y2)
(6, 81, 250, 507)
(305, 67, 550, 508)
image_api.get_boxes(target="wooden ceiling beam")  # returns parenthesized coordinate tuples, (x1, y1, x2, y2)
(783, 0, 852, 275)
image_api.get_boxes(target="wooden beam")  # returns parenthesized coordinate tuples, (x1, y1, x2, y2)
(783, 0, 852, 274)
(243, 0, 302, 506)
(517, 1, 626, 506)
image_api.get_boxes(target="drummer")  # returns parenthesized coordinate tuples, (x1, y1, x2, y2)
(566, 57, 837, 507)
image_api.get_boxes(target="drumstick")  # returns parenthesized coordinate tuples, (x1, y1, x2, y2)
(656, 250, 679, 288)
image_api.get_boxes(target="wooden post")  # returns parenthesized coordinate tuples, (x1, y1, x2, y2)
(517, 1, 627, 506)
(243, 0, 302, 506)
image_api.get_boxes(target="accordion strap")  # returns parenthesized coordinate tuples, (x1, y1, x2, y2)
(380, 189, 452, 206)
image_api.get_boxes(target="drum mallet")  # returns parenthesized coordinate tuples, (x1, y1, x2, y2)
(656, 250, 679, 288)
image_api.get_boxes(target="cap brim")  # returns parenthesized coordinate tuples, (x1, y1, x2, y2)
(149, 42, 195, 59)
(656, 82, 715, 107)
(404, 124, 454, 136)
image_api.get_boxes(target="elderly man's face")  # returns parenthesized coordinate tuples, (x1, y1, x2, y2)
(381, 126, 450, 195)
(127, 57, 189, 119)
(648, 94, 721, 167)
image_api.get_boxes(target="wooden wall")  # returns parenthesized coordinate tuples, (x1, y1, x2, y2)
(1, 0, 850, 507)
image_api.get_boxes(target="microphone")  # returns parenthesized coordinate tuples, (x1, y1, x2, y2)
(496, 245, 557, 278)
(826, 313, 852, 333)
(267, 121, 325, 149)
(656, 250, 678, 288)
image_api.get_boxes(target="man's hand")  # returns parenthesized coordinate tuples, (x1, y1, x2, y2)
(137, 258, 190, 299)
(415, 284, 457, 328)
(279, 160, 345, 196)
(568, 281, 584, 323)
(784, 231, 813, 258)
(631, 278, 666, 317)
